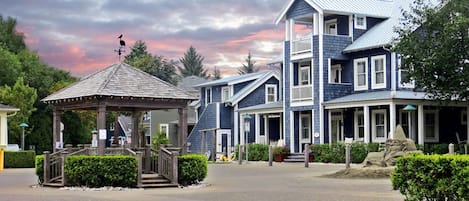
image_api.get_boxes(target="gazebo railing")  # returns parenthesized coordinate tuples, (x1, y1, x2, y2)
(158, 146, 179, 185)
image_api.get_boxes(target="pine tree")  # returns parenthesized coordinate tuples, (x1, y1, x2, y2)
(212, 67, 222, 80)
(238, 52, 259, 75)
(178, 46, 209, 78)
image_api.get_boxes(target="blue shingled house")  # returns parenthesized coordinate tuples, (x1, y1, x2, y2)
(275, 0, 469, 153)
(187, 71, 281, 156)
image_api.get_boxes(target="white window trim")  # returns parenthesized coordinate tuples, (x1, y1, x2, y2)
(299, 65, 311, 85)
(398, 57, 415, 88)
(372, 109, 387, 143)
(424, 110, 439, 142)
(354, 111, 364, 141)
(330, 64, 342, 84)
(221, 86, 231, 102)
(205, 87, 212, 105)
(354, 15, 367, 30)
(354, 57, 368, 91)
(300, 113, 311, 143)
(371, 55, 387, 89)
(265, 84, 277, 103)
(324, 19, 337, 35)
(159, 123, 169, 138)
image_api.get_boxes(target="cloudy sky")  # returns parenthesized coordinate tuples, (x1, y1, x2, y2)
(1, 0, 288, 77)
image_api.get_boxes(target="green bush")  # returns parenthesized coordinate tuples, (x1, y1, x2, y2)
(310, 143, 380, 163)
(247, 144, 269, 161)
(35, 155, 44, 184)
(423, 143, 449, 154)
(65, 155, 137, 187)
(4, 151, 36, 168)
(392, 154, 469, 201)
(178, 154, 207, 185)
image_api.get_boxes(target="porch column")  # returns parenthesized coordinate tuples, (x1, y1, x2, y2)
(289, 18, 295, 41)
(0, 113, 7, 147)
(178, 107, 188, 155)
(417, 104, 424, 145)
(364, 106, 370, 143)
(52, 108, 62, 152)
(389, 103, 396, 139)
(264, 115, 269, 144)
(97, 104, 106, 155)
(255, 113, 260, 144)
(131, 111, 140, 148)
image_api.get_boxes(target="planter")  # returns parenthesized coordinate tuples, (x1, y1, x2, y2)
(309, 154, 314, 162)
(274, 154, 288, 162)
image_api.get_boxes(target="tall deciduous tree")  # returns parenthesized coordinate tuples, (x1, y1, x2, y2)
(393, 0, 469, 101)
(238, 52, 259, 75)
(178, 46, 209, 78)
(0, 15, 26, 53)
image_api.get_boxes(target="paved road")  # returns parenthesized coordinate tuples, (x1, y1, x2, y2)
(0, 162, 404, 201)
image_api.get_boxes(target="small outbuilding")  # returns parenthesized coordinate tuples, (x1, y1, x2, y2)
(0, 104, 19, 148)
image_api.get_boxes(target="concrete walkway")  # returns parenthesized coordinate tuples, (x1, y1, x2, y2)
(0, 162, 404, 201)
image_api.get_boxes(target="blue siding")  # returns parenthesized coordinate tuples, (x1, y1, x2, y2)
(323, 35, 353, 101)
(234, 81, 253, 94)
(312, 35, 320, 144)
(188, 103, 218, 153)
(324, 15, 349, 36)
(286, 0, 316, 19)
(211, 86, 222, 102)
(220, 106, 233, 129)
(348, 48, 392, 92)
(293, 111, 299, 152)
(284, 41, 291, 149)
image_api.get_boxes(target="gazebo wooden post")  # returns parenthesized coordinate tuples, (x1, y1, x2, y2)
(52, 108, 62, 153)
(178, 107, 188, 155)
(97, 104, 106, 155)
(131, 111, 140, 148)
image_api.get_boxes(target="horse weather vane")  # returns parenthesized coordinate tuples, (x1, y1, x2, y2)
(114, 34, 126, 61)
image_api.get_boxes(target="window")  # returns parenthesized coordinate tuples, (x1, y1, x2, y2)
(205, 87, 212, 105)
(354, 15, 366, 29)
(325, 19, 337, 35)
(399, 110, 410, 138)
(221, 86, 231, 102)
(462, 110, 467, 125)
(299, 65, 311, 85)
(354, 58, 368, 91)
(159, 123, 169, 138)
(300, 114, 311, 143)
(424, 110, 439, 142)
(372, 109, 387, 142)
(265, 84, 277, 103)
(371, 55, 386, 89)
(398, 57, 415, 88)
(330, 64, 342, 83)
(354, 111, 364, 141)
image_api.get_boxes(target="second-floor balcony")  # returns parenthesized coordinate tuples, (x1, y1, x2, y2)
(292, 85, 313, 102)
(291, 36, 311, 55)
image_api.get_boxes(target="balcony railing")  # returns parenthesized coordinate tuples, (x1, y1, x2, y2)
(291, 36, 311, 55)
(292, 85, 313, 102)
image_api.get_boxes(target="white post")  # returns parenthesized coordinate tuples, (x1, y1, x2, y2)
(364, 106, 370, 143)
(255, 113, 260, 144)
(389, 103, 396, 139)
(285, 20, 290, 41)
(418, 104, 424, 145)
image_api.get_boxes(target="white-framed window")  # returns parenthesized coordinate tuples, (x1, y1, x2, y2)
(424, 110, 439, 142)
(372, 109, 387, 142)
(205, 87, 212, 105)
(354, 15, 367, 30)
(354, 57, 368, 91)
(265, 84, 277, 103)
(399, 110, 411, 138)
(462, 110, 467, 125)
(354, 111, 364, 141)
(325, 19, 337, 35)
(159, 123, 169, 138)
(221, 86, 231, 102)
(371, 55, 386, 89)
(330, 64, 342, 83)
(300, 114, 311, 143)
(142, 111, 151, 121)
(299, 64, 311, 85)
(398, 57, 415, 88)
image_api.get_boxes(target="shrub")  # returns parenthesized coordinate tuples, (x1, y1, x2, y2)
(310, 143, 380, 163)
(152, 131, 169, 150)
(35, 155, 44, 184)
(423, 143, 449, 154)
(65, 155, 137, 187)
(246, 144, 269, 161)
(4, 151, 36, 168)
(178, 154, 207, 185)
(392, 154, 469, 201)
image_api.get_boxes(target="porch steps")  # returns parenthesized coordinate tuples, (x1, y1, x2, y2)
(140, 174, 178, 188)
(283, 153, 307, 163)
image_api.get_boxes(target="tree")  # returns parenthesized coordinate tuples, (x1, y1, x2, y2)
(0, 15, 26, 53)
(393, 0, 469, 101)
(0, 75, 37, 144)
(212, 67, 222, 80)
(178, 46, 209, 78)
(0, 46, 20, 86)
(124, 40, 150, 64)
(238, 52, 259, 75)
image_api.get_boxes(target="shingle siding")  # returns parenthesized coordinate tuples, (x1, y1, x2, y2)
(348, 48, 391, 92)
(188, 103, 218, 153)
(324, 14, 349, 36)
(323, 35, 353, 101)
(286, 0, 317, 19)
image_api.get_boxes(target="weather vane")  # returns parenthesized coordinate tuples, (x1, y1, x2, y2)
(114, 34, 126, 61)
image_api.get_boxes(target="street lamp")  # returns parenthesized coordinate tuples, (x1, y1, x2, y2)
(403, 104, 416, 139)
(19, 123, 29, 150)
(242, 114, 252, 162)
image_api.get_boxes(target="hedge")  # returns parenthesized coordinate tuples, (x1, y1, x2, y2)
(310, 143, 379, 163)
(35, 155, 44, 184)
(234, 144, 270, 161)
(392, 154, 469, 201)
(65, 155, 137, 187)
(4, 151, 36, 168)
(178, 154, 208, 185)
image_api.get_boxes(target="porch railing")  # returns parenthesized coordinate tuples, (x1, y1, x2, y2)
(43, 150, 67, 186)
(158, 146, 179, 185)
(292, 85, 313, 102)
(292, 36, 311, 55)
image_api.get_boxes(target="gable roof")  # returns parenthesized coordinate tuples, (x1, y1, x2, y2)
(226, 71, 280, 106)
(42, 63, 195, 102)
(275, 0, 394, 24)
(195, 71, 268, 88)
(178, 76, 209, 96)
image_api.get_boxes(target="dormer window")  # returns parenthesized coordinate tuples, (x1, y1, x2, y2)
(325, 19, 337, 35)
(265, 84, 277, 103)
(221, 86, 231, 102)
(354, 15, 367, 30)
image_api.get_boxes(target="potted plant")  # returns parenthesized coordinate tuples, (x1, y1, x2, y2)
(273, 146, 290, 162)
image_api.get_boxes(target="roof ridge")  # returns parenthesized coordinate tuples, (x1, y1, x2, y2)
(96, 63, 122, 94)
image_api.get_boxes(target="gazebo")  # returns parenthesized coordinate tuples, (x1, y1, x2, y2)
(42, 62, 196, 154)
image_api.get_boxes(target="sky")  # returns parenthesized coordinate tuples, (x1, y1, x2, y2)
(0, 0, 288, 77)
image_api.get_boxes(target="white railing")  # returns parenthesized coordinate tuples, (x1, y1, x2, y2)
(291, 85, 313, 102)
(291, 36, 311, 55)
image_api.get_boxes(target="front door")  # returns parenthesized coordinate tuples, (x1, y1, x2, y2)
(330, 115, 343, 143)
(216, 129, 231, 159)
(300, 114, 311, 144)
